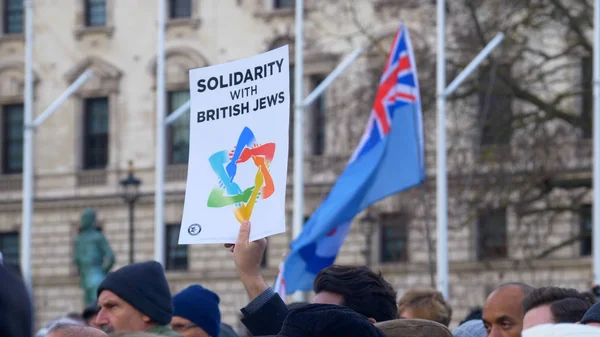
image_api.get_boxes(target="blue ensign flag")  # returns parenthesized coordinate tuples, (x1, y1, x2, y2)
(283, 22, 426, 294)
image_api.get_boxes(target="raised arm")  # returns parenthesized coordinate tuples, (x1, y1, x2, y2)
(226, 221, 289, 335)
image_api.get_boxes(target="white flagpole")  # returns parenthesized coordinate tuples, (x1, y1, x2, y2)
(436, 0, 449, 299)
(292, 0, 305, 302)
(21, 0, 34, 291)
(593, 0, 600, 286)
(154, 0, 166, 266)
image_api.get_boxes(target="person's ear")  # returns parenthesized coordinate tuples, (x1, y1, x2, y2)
(142, 314, 152, 323)
(368, 317, 377, 324)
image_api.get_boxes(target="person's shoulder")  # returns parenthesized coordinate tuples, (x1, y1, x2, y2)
(147, 325, 184, 337)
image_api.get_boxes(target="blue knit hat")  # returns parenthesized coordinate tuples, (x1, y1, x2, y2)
(97, 261, 173, 325)
(173, 285, 221, 337)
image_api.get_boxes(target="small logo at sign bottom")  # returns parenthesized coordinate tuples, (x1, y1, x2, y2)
(188, 224, 201, 236)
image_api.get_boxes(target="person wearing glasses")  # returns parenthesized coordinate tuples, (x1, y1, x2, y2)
(172, 285, 222, 337)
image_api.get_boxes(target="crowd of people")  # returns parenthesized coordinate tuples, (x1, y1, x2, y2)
(2, 221, 600, 337)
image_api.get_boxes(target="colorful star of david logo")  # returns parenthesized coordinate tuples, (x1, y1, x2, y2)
(207, 127, 276, 223)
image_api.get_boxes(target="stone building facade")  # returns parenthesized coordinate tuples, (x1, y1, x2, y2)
(0, 0, 594, 332)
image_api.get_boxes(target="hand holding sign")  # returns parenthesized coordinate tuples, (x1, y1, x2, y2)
(179, 46, 290, 244)
(225, 221, 269, 301)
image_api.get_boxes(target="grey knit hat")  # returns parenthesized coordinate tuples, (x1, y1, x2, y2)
(452, 320, 487, 337)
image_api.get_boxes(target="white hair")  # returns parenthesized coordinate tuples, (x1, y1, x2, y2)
(47, 317, 86, 330)
(523, 323, 600, 337)
(35, 317, 87, 336)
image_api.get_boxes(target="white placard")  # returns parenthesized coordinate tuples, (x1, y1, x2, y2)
(179, 46, 290, 244)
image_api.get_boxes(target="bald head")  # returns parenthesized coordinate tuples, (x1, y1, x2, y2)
(46, 323, 107, 337)
(483, 283, 533, 337)
(495, 283, 535, 296)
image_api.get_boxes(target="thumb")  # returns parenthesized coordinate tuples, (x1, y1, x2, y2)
(237, 221, 251, 245)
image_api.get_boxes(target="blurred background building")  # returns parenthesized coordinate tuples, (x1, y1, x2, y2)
(0, 0, 595, 330)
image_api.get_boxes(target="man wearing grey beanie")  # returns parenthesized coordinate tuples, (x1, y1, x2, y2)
(95, 261, 182, 336)
(453, 320, 487, 337)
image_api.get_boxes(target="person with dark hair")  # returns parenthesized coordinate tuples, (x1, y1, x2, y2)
(397, 289, 452, 326)
(46, 322, 106, 337)
(225, 221, 397, 336)
(482, 283, 535, 337)
(313, 265, 398, 323)
(522, 287, 595, 329)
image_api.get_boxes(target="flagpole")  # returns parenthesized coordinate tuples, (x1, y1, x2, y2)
(292, 0, 305, 302)
(21, 0, 34, 292)
(593, 0, 600, 286)
(436, 0, 449, 299)
(154, 0, 166, 266)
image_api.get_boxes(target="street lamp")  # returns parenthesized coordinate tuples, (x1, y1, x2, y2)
(359, 209, 378, 266)
(120, 161, 141, 264)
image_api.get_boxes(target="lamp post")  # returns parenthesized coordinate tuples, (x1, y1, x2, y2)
(360, 210, 378, 267)
(120, 161, 141, 264)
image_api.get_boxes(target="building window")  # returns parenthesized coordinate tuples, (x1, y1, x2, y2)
(169, 0, 191, 19)
(83, 97, 109, 169)
(477, 208, 508, 260)
(165, 224, 188, 270)
(478, 64, 513, 146)
(274, 0, 295, 9)
(310, 75, 326, 155)
(168, 91, 190, 165)
(581, 57, 592, 139)
(3, 0, 23, 34)
(0, 232, 19, 267)
(581, 205, 592, 256)
(379, 214, 409, 263)
(2, 104, 23, 174)
(288, 65, 295, 157)
(85, 0, 106, 27)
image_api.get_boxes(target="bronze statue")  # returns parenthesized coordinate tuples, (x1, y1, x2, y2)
(74, 208, 115, 305)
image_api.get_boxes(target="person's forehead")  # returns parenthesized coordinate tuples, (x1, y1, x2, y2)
(98, 290, 124, 304)
(172, 316, 194, 325)
(483, 287, 525, 318)
(523, 305, 553, 329)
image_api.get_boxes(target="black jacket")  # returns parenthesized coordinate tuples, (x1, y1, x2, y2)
(241, 291, 288, 336)
(0, 264, 33, 337)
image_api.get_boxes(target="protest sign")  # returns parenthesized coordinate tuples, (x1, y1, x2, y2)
(179, 46, 290, 244)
